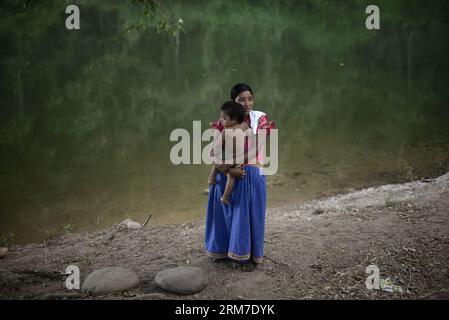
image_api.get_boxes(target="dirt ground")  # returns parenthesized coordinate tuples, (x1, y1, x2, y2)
(0, 172, 448, 300)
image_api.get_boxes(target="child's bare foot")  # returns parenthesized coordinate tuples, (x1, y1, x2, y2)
(221, 196, 230, 205)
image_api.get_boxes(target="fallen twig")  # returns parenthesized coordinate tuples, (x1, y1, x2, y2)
(40, 292, 85, 300)
(107, 225, 127, 241)
(406, 268, 412, 293)
(14, 269, 67, 280)
(263, 255, 289, 268)
(143, 214, 153, 227)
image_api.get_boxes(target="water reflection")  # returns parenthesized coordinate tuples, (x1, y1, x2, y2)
(0, 0, 448, 243)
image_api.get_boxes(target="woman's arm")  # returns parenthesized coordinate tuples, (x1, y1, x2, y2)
(257, 115, 276, 136)
(216, 131, 257, 177)
(208, 165, 219, 184)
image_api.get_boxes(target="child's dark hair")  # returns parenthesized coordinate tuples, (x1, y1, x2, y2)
(220, 101, 245, 123)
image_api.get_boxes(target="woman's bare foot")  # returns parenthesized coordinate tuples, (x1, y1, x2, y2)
(241, 261, 257, 272)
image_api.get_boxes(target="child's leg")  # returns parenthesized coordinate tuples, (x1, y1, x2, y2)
(221, 173, 235, 205)
(228, 164, 245, 178)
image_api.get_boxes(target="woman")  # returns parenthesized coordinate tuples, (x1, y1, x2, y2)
(205, 83, 276, 269)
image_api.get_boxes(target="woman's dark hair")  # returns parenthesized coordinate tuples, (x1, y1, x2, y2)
(230, 83, 253, 101)
(220, 101, 245, 124)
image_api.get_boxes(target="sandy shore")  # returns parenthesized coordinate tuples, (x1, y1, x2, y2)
(1, 172, 448, 299)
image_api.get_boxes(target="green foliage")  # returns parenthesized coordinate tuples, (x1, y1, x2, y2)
(385, 194, 396, 208)
(124, 0, 184, 37)
(1, 232, 15, 247)
(79, 255, 93, 266)
(1, 0, 448, 243)
(0, 0, 448, 159)
(0, 0, 61, 38)
(63, 224, 72, 233)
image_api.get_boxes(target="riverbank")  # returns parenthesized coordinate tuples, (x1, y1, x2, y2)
(1, 172, 448, 299)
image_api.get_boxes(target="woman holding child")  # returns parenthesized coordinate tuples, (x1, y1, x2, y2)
(205, 83, 276, 269)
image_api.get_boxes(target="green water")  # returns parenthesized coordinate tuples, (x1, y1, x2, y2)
(1, 0, 448, 243)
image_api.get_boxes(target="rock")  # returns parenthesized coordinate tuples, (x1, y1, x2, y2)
(0, 247, 8, 259)
(155, 266, 207, 295)
(120, 219, 132, 226)
(127, 221, 142, 229)
(82, 267, 139, 295)
(120, 219, 142, 229)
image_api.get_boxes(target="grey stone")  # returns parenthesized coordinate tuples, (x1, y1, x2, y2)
(120, 219, 142, 229)
(0, 247, 7, 259)
(155, 266, 207, 294)
(126, 221, 142, 229)
(120, 219, 132, 226)
(82, 267, 139, 295)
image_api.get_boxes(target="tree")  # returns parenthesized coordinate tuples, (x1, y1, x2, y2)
(124, 0, 184, 37)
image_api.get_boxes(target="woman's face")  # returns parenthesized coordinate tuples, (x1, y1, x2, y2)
(235, 90, 254, 116)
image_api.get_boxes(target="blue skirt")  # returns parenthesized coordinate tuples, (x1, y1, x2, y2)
(205, 165, 266, 263)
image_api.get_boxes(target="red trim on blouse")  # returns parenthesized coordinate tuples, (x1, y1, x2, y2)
(210, 114, 276, 135)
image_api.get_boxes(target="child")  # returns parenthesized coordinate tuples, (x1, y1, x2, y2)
(208, 101, 250, 205)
